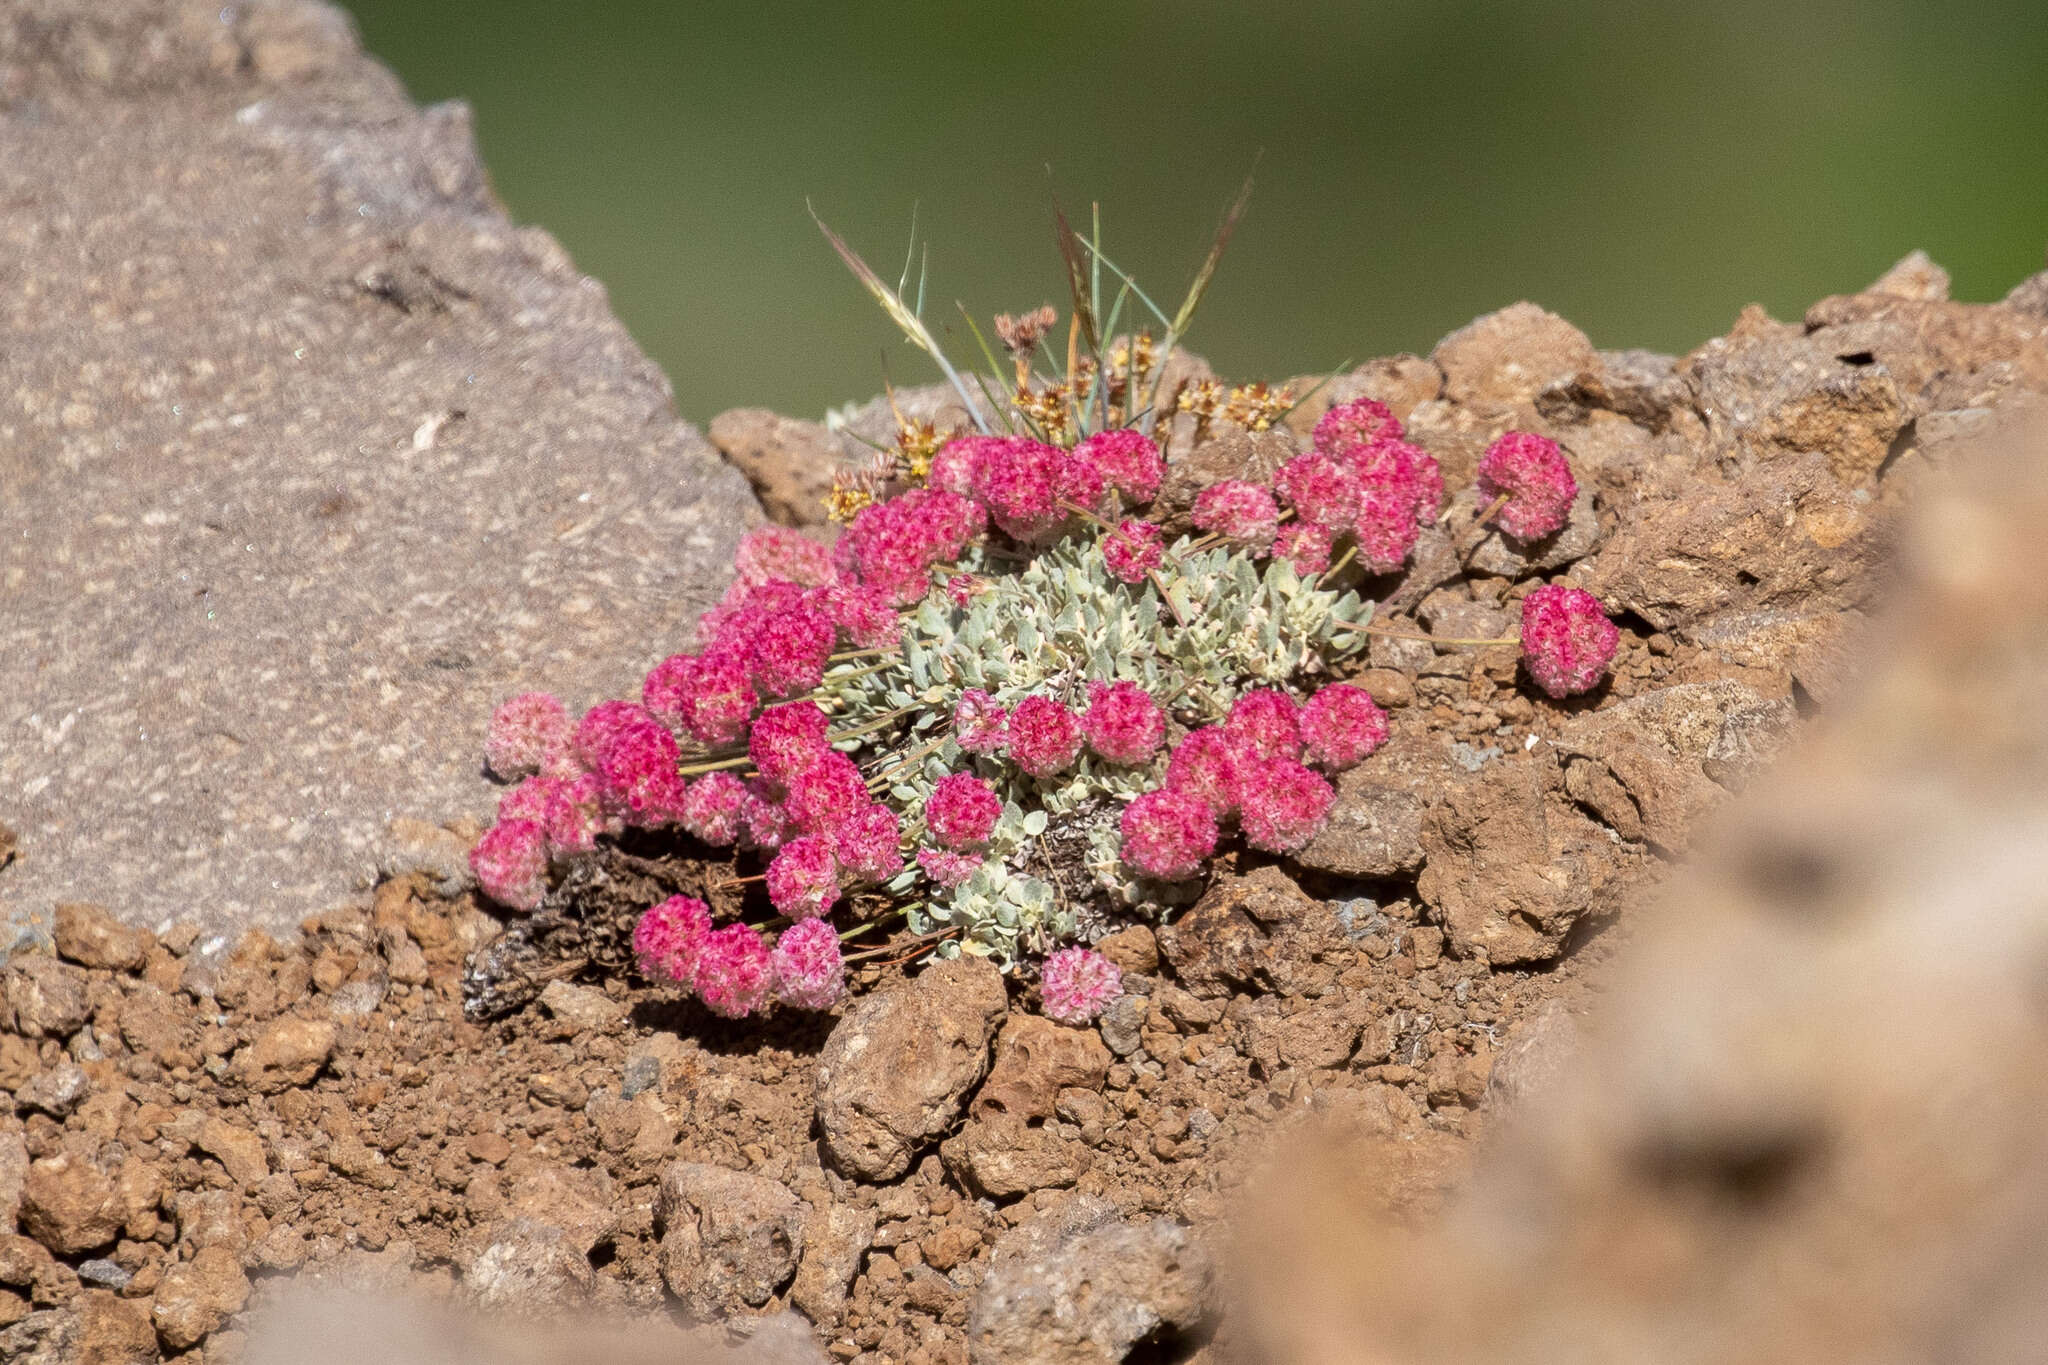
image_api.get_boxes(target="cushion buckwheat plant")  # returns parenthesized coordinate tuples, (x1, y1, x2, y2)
(466, 210, 1623, 1024)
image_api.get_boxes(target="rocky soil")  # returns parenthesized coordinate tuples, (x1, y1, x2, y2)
(6, 229, 2046, 1364)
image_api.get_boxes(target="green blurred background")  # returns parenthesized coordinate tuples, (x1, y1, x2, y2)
(343, 0, 2048, 423)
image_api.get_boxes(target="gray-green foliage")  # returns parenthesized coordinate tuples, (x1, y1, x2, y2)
(818, 531, 1373, 964)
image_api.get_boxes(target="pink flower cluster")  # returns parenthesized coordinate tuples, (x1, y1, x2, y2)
(1119, 682, 1389, 876)
(1039, 947, 1123, 1025)
(632, 895, 845, 1017)
(926, 772, 1001, 850)
(1476, 432, 1577, 542)
(1101, 518, 1165, 584)
(930, 429, 1162, 546)
(1190, 480, 1280, 549)
(1520, 584, 1619, 698)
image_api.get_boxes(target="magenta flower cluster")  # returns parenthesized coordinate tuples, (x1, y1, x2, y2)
(1476, 432, 1578, 541)
(633, 894, 844, 1017)
(1119, 683, 1389, 877)
(1520, 584, 1620, 699)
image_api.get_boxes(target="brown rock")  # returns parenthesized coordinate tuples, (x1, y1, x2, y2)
(1156, 865, 1350, 998)
(535, 980, 625, 1037)
(967, 1194, 1213, 1365)
(1284, 353, 1443, 437)
(1553, 681, 1794, 851)
(117, 985, 201, 1072)
(194, 1119, 268, 1189)
(814, 956, 1008, 1181)
(462, 1217, 595, 1313)
(151, 1246, 251, 1351)
(503, 1163, 619, 1257)
(1866, 249, 1951, 302)
(2005, 268, 2048, 318)
(0, 1132, 26, 1232)
(51, 905, 153, 974)
(229, 1017, 335, 1093)
(707, 408, 850, 527)
(1293, 770, 1428, 879)
(1091, 925, 1158, 976)
(943, 1111, 1089, 1201)
(15, 1064, 89, 1119)
(18, 1152, 123, 1256)
(3, 957, 91, 1038)
(655, 1162, 804, 1318)
(1535, 348, 1696, 434)
(1460, 482, 1603, 577)
(788, 1203, 876, 1326)
(1432, 302, 1599, 410)
(1416, 756, 1624, 964)
(1486, 999, 1581, 1110)
(1802, 291, 2048, 416)
(975, 1016, 1112, 1123)
(76, 1288, 158, 1365)
(173, 1191, 249, 1259)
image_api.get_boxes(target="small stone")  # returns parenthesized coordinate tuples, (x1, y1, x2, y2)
(967, 1194, 1213, 1365)
(77, 1288, 158, 1365)
(1097, 995, 1144, 1059)
(0, 1132, 26, 1231)
(941, 1112, 1088, 1201)
(151, 1246, 250, 1351)
(229, 1017, 336, 1093)
(788, 1203, 876, 1326)
(975, 1016, 1112, 1123)
(656, 1162, 804, 1319)
(19, 1153, 123, 1256)
(52, 905, 154, 974)
(16, 1063, 90, 1118)
(537, 980, 625, 1036)
(1091, 925, 1158, 976)
(503, 1164, 618, 1257)
(465, 1132, 512, 1166)
(194, 1119, 268, 1188)
(3, 958, 91, 1038)
(173, 1191, 248, 1258)
(1432, 301, 1599, 411)
(75, 1259, 129, 1290)
(1293, 772, 1426, 879)
(814, 957, 1007, 1182)
(1487, 999, 1581, 1110)
(1156, 865, 1350, 998)
(463, 1217, 594, 1313)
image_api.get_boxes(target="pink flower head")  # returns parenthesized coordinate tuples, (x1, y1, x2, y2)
(1298, 683, 1390, 770)
(765, 834, 841, 919)
(746, 605, 837, 699)
(1101, 518, 1165, 585)
(1477, 432, 1577, 542)
(550, 771, 615, 854)
(1039, 947, 1123, 1025)
(692, 923, 775, 1019)
(836, 488, 986, 605)
(1352, 489, 1423, 575)
(1190, 479, 1281, 550)
(972, 438, 1070, 543)
(1520, 584, 1619, 698)
(833, 802, 904, 882)
(1273, 453, 1363, 531)
(945, 574, 977, 607)
(952, 689, 1010, 755)
(1164, 725, 1259, 815)
(1313, 396, 1403, 454)
(644, 652, 757, 746)
(925, 772, 1002, 850)
(785, 748, 870, 835)
(929, 434, 1004, 497)
(739, 780, 794, 851)
(748, 701, 832, 788)
(679, 771, 749, 846)
(1053, 448, 1110, 515)
(1347, 437, 1445, 525)
(697, 578, 807, 652)
(1083, 681, 1166, 766)
(1238, 758, 1335, 853)
(1007, 695, 1084, 778)
(772, 917, 846, 1011)
(735, 525, 835, 588)
(917, 846, 984, 888)
(633, 895, 712, 986)
(802, 579, 903, 651)
(1074, 429, 1164, 503)
(1226, 689, 1302, 761)
(571, 700, 656, 772)
(470, 819, 550, 911)
(1119, 787, 1219, 880)
(497, 774, 562, 828)
(485, 692, 572, 781)
(594, 718, 686, 828)
(1274, 523, 1334, 575)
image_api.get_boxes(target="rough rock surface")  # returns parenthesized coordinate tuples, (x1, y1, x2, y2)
(707, 408, 852, 528)
(813, 956, 1008, 1181)
(0, 0, 759, 938)
(656, 1162, 805, 1319)
(966, 1194, 1212, 1365)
